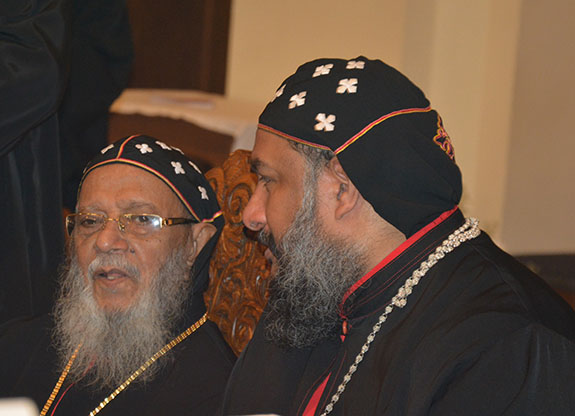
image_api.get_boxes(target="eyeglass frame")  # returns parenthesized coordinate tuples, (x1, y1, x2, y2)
(65, 212, 195, 237)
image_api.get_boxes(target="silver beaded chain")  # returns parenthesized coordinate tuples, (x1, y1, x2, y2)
(319, 218, 480, 415)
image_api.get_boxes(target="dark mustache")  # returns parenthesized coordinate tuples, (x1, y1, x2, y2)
(257, 230, 280, 259)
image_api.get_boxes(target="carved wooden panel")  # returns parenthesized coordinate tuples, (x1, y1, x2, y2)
(205, 150, 271, 355)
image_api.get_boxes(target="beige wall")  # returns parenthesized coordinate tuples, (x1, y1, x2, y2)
(227, 0, 408, 105)
(227, 0, 575, 254)
(500, 0, 575, 254)
(401, 0, 522, 241)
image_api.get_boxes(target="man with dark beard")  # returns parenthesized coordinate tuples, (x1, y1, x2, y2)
(221, 57, 575, 415)
(0, 135, 235, 415)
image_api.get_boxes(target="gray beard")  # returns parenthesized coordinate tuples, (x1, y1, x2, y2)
(261, 182, 367, 350)
(53, 247, 191, 389)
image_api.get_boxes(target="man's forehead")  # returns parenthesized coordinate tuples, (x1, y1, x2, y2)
(251, 129, 303, 170)
(78, 199, 160, 213)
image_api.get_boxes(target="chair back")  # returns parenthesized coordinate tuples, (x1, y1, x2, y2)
(205, 150, 271, 355)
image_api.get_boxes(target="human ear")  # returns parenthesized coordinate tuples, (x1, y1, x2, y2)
(325, 157, 361, 220)
(185, 222, 217, 267)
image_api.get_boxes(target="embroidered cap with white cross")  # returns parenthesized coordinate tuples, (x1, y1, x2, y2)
(313, 64, 333, 77)
(171, 161, 185, 175)
(82, 135, 223, 228)
(337, 78, 358, 94)
(314, 113, 336, 132)
(257, 56, 462, 238)
(136, 143, 153, 154)
(289, 92, 307, 109)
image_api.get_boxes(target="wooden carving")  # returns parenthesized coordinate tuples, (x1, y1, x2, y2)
(205, 150, 271, 355)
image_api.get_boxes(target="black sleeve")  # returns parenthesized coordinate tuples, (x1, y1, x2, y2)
(0, 0, 70, 156)
(428, 325, 575, 416)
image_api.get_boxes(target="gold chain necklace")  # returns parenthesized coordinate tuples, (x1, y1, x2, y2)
(41, 313, 208, 416)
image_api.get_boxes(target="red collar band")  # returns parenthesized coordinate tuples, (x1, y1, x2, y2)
(341, 206, 459, 306)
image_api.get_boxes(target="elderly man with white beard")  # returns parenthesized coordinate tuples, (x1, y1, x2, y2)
(0, 135, 235, 415)
(221, 57, 575, 415)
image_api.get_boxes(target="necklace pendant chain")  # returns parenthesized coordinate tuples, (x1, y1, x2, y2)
(41, 313, 208, 416)
(320, 218, 481, 415)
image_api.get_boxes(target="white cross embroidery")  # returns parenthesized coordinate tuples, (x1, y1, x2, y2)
(313, 64, 333, 77)
(188, 161, 202, 173)
(135, 143, 153, 154)
(198, 186, 209, 200)
(337, 78, 358, 94)
(172, 146, 184, 155)
(171, 161, 185, 175)
(100, 144, 114, 154)
(271, 84, 285, 102)
(314, 113, 336, 132)
(156, 141, 172, 150)
(346, 60, 365, 69)
(289, 91, 307, 109)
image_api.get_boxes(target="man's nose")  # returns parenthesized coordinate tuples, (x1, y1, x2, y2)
(94, 219, 130, 253)
(243, 188, 266, 232)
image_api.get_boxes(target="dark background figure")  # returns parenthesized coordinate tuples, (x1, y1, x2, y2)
(58, 0, 133, 211)
(0, 0, 132, 325)
(0, 0, 70, 325)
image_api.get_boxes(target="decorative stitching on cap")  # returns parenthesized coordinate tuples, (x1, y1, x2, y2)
(136, 143, 153, 154)
(271, 84, 286, 102)
(313, 64, 334, 77)
(83, 158, 202, 222)
(116, 135, 139, 157)
(335, 107, 433, 154)
(258, 124, 332, 151)
(314, 113, 336, 132)
(289, 91, 307, 109)
(346, 60, 365, 69)
(432, 114, 455, 161)
(100, 144, 114, 154)
(336, 78, 358, 94)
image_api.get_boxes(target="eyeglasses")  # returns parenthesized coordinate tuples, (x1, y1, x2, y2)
(66, 213, 195, 237)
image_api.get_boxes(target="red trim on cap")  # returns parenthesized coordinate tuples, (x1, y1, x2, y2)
(335, 107, 432, 154)
(341, 206, 459, 306)
(203, 210, 223, 223)
(84, 159, 203, 222)
(258, 124, 332, 151)
(302, 373, 331, 416)
(116, 135, 139, 157)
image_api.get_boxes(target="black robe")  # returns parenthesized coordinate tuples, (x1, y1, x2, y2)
(0, 201, 236, 415)
(0, 314, 235, 415)
(0, 0, 69, 326)
(0, 0, 132, 324)
(58, 0, 132, 210)
(222, 209, 575, 415)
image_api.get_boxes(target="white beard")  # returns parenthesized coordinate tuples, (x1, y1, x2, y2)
(53, 247, 191, 389)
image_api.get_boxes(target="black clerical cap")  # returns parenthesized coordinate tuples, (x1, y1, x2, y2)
(259, 56, 462, 237)
(80, 135, 223, 227)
